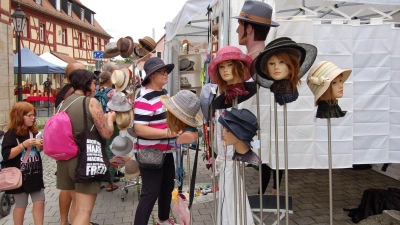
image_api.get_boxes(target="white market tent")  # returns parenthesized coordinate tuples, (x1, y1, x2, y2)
(164, 0, 400, 169)
(39, 52, 68, 67)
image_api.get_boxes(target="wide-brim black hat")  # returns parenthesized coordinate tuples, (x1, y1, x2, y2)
(212, 82, 257, 110)
(232, 1, 279, 27)
(142, 57, 174, 86)
(251, 37, 317, 88)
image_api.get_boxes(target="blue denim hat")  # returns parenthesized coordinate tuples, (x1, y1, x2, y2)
(218, 109, 259, 148)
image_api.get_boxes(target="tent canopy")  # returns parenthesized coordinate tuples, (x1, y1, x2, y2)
(39, 52, 68, 67)
(14, 47, 65, 74)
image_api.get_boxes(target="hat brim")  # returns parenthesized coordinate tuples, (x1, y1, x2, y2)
(212, 82, 257, 110)
(139, 38, 156, 52)
(110, 137, 133, 156)
(127, 126, 137, 138)
(232, 15, 279, 27)
(111, 70, 130, 92)
(134, 44, 150, 58)
(142, 64, 175, 86)
(183, 61, 195, 71)
(116, 110, 134, 130)
(107, 101, 132, 112)
(208, 52, 253, 83)
(313, 68, 352, 105)
(160, 95, 202, 127)
(218, 116, 252, 148)
(252, 43, 317, 88)
(104, 48, 120, 58)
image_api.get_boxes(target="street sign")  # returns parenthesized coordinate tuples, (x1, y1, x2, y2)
(93, 51, 104, 59)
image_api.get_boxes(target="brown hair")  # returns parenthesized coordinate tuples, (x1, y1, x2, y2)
(264, 52, 301, 92)
(7, 102, 38, 136)
(166, 111, 187, 133)
(215, 60, 248, 94)
(241, 20, 270, 41)
(318, 74, 344, 105)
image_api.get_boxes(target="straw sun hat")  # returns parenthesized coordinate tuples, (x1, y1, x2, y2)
(160, 90, 202, 128)
(116, 109, 134, 130)
(307, 61, 352, 105)
(111, 68, 130, 91)
(208, 46, 253, 83)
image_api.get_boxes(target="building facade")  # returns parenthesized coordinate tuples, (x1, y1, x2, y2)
(0, 0, 111, 129)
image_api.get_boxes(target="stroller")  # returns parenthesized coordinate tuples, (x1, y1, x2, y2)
(0, 130, 14, 217)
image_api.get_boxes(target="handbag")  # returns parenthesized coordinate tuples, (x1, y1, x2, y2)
(74, 97, 111, 183)
(136, 139, 169, 169)
(0, 132, 33, 190)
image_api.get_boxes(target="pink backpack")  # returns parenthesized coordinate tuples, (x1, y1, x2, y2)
(43, 96, 83, 160)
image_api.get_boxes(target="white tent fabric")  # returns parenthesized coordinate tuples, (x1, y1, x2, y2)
(39, 52, 68, 67)
(390, 28, 400, 162)
(333, 0, 400, 5)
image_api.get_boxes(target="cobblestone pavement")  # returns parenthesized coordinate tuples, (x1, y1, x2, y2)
(1, 124, 400, 224)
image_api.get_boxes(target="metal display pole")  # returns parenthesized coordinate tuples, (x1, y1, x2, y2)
(256, 84, 263, 221)
(274, 101, 280, 225)
(328, 118, 333, 225)
(242, 162, 247, 225)
(187, 144, 193, 225)
(283, 104, 289, 224)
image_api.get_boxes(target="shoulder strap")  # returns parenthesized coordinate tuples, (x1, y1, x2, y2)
(82, 97, 89, 131)
(57, 96, 84, 113)
(16, 131, 33, 164)
(104, 87, 113, 93)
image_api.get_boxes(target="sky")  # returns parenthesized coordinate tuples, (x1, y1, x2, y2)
(82, 0, 188, 43)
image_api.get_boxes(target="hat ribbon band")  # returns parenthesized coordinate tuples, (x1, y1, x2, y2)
(309, 76, 329, 86)
(147, 64, 165, 74)
(310, 66, 338, 92)
(239, 12, 272, 24)
(171, 98, 195, 119)
(118, 70, 127, 89)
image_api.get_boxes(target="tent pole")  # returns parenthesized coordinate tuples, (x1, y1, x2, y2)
(17, 33, 22, 102)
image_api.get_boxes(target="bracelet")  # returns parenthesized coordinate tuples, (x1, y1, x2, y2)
(21, 142, 26, 148)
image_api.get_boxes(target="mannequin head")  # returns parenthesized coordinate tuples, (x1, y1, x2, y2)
(208, 46, 253, 93)
(215, 60, 248, 93)
(166, 111, 188, 133)
(318, 74, 344, 103)
(222, 127, 249, 151)
(264, 52, 301, 91)
(237, 20, 270, 45)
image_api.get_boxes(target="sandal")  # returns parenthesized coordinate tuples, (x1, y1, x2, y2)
(106, 183, 118, 192)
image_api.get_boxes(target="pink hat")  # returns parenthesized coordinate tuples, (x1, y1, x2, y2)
(208, 46, 253, 83)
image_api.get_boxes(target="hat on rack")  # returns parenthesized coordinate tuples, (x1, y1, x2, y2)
(124, 159, 140, 179)
(160, 90, 202, 127)
(107, 91, 132, 112)
(110, 135, 133, 156)
(208, 46, 253, 83)
(218, 108, 260, 148)
(142, 57, 174, 86)
(179, 58, 195, 71)
(111, 69, 130, 91)
(200, 83, 218, 121)
(232, 1, 279, 27)
(138, 36, 157, 52)
(116, 109, 134, 130)
(134, 43, 150, 58)
(103, 42, 120, 58)
(307, 61, 352, 105)
(117, 36, 134, 58)
(252, 37, 318, 88)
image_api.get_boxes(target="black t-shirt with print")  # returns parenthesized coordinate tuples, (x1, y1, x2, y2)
(1, 129, 44, 194)
(43, 80, 52, 87)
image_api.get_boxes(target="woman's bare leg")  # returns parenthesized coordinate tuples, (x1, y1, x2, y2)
(71, 192, 97, 225)
(32, 200, 45, 225)
(13, 207, 26, 225)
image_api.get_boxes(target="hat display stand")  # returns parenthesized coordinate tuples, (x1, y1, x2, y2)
(327, 119, 333, 225)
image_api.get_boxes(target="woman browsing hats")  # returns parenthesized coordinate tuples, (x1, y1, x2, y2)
(253, 37, 317, 105)
(56, 69, 116, 225)
(1, 102, 45, 225)
(307, 61, 352, 118)
(133, 57, 180, 225)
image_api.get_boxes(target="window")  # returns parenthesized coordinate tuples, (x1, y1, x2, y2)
(22, 20, 29, 38)
(98, 38, 101, 50)
(78, 32, 82, 48)
(91, 13, 94, 26)
(39, 24, 44, 42)
(67, 2, 72, 16)
(35, 0, 42, 5)
(157, 52, 162, 58)
(62, 29, 67, 45)
(56, 0, 60, 11)
(80, 8, 85, 21)
(91, 37, 94, 50)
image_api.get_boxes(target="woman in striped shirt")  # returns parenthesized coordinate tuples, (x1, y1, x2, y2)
(133, 57, 180, 225)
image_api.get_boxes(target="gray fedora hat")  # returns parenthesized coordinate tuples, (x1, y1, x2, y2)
(218, 108, 259, 148)
(142, 57, 174, 86)
(103, 42, 120, 58)
(160, 90, 202, 127)
(232, 1, 279, 27)
(107, 91, 132, 112)
(251, 37, 318, 88)
(179, 58, 195, 71)
(110, 135, 133, 156)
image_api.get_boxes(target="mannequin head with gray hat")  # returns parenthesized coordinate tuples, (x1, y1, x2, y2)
(218, 108, 262, 165)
